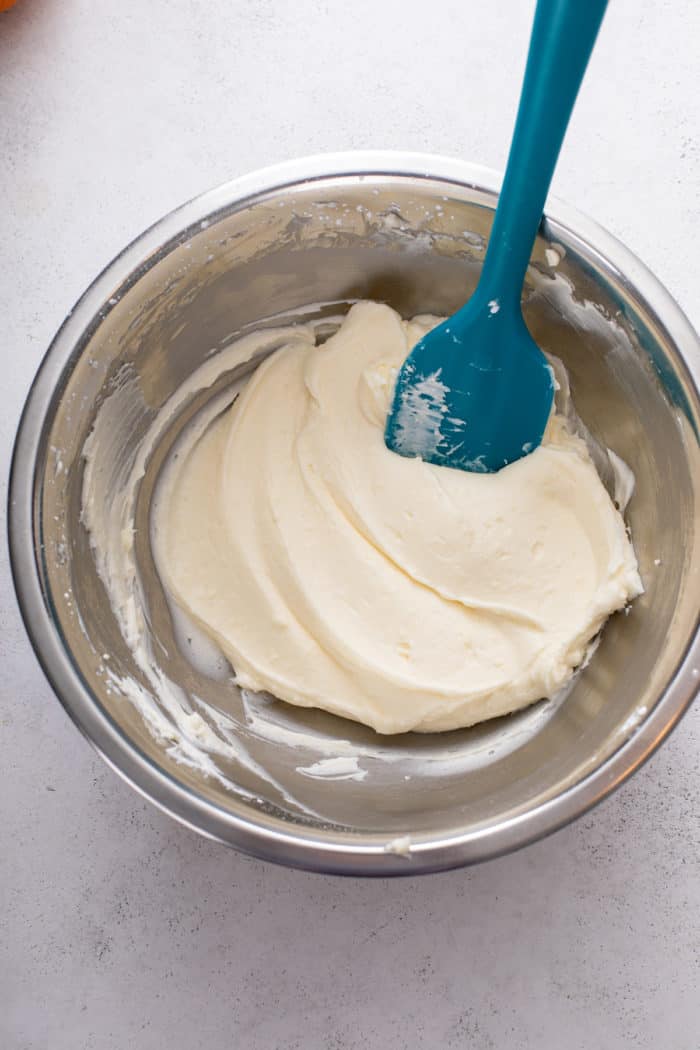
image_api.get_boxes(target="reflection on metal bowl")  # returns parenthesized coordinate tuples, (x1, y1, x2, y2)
(9, 154, 700, 874)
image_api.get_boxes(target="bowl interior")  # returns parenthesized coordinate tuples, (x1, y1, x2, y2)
(28, 169, 700, 863)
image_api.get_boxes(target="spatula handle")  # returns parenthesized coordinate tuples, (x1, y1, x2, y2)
(479, 0, 608, 309)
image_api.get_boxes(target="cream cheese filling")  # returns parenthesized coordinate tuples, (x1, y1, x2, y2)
(154, 301, 642, 734)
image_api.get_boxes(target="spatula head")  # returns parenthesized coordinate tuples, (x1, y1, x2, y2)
(385, 307, 555, 473)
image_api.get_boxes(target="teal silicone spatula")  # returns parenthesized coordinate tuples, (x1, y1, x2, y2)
(385, 0, 608, 473)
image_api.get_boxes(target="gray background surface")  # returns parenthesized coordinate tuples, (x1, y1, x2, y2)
(1, 1, 698, 1047)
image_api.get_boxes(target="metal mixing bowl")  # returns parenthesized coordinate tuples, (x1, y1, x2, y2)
(9, 154, 700, 874)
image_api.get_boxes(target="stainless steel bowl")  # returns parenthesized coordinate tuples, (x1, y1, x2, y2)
(9, 153, 700, 874)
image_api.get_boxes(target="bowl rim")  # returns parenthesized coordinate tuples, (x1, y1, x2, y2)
(8, 151, 700, 875)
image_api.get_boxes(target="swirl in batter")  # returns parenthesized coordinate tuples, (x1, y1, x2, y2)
(154, 302, 642, 734)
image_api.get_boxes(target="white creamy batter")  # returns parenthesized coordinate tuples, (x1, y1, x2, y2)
(153, 301, 642, 734)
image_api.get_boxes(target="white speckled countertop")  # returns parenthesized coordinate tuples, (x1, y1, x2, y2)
(1, 2, 698, 1047)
